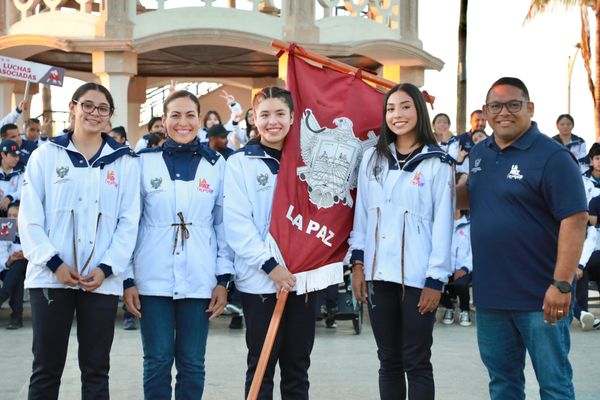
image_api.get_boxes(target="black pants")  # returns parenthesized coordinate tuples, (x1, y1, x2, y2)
(241, 291, 318, 400)
(0, 259, 27, 319)
(368, 282, 436, 400)
(586, 250, 600, 290)
(440, 273, 471, 312)
(28, 288, 119, 400)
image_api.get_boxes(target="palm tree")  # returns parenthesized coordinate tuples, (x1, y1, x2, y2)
(527, 0, 600, 139)
(456, 0, 468, 134)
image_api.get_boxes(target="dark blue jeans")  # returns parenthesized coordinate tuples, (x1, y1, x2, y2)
(0, 259, 27, 319)
(476, 308, 575, 400)
(367, 282, 436, 400)
(139, 296, 210, 400)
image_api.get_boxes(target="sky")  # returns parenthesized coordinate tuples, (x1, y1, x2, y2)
(28, 0, 597, 144)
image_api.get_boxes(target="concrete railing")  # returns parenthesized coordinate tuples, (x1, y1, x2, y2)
(3, 0, 401, 30)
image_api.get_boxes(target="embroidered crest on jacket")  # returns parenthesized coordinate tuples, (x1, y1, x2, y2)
(150, 177, 162, 189)
(106, 170, 118, 187)
(56, 166, 69, 178)
(257, 173, 269, 187)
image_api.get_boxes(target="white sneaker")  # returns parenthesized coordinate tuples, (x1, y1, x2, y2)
(593, 319, 600, 330)
(580, 310, 595, 331)
(442, 308, 454, 325)
(459, 311, 472, 327)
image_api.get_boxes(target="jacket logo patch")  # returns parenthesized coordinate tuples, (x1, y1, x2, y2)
(150, 177, 162, 189)
(412, 171, 424, 187)
(56, 166, 69, 178)
(257, 173, 269, 187)
(198, 178, 213, 193)
(106, 170, 118, 187)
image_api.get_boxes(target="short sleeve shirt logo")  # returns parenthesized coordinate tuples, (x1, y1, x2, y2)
(507, 164, 523, 180)
(198, 178, 213, 193)
(471, 158, 482, 174)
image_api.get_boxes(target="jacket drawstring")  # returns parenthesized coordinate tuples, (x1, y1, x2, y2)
(368, 207, 380, 304)
(172, 211, 191, 254)
(401, 210, 407, 301)
(72, 211, 102, 275)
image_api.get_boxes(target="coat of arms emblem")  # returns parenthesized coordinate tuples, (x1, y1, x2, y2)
(297, 109, 377, 209)
(257, 173, 269, 187)
(150, 177, 162, 189)
(56, 166, 69, 178)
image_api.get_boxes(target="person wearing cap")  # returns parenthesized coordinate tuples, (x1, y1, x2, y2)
(207, 124, 233, 159)
(0, 139, 24, 213)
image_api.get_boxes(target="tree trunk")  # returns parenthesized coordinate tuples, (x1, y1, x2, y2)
(456, 0, 468, 134)
(595, 7, 600, 141)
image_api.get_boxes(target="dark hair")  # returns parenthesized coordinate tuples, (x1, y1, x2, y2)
(486, 77, 530, 102)
(588, 142, 600, 161)
(432, 113, 451, 126)
(163, 90, 200, 115)
(26, 118, 40, 127)
(202, 111, 222, 129)
(7, 200, 19, 210)
(147, 116, 162, 132)
(71, 82, 114, 112)
(556, 114, 575, 126)
(245, 108, 255, 127)
(373, 83, 437, 164)
(147, 131, 165, 147)
(0, 124, 18, 138)
(252, 86, 294, 114)
(470, 110, 483, 119)
(110, 126, 127, 139)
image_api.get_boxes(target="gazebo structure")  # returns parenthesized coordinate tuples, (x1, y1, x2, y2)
(0, 0, 443, 143)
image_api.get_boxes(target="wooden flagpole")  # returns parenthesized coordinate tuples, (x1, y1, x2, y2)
(271, 39, 396, 89)
(246, 290, 288, 400)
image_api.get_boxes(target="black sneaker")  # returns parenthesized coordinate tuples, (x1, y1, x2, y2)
(6, 317, 22, 330)
(229, 315, 244, 330)
(325, 313, 337, 328)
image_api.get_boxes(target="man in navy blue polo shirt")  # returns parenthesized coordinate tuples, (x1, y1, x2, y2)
(458, 77, 588, 400)
(457, 109, 486, 154)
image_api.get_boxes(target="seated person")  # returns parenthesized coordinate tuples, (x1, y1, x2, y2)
(0, 202, 27, 329)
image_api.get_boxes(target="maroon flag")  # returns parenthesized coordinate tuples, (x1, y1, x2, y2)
(267, 48, 385, 293)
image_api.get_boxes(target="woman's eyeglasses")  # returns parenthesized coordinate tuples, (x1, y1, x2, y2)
(73, 100, 112, 117)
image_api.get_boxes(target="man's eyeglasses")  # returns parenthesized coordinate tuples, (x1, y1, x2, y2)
(485, 100, 528, 115)
(73, 100, 112, 117)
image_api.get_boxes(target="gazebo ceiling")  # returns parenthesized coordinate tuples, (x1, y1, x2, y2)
(27, 45, 382, 78)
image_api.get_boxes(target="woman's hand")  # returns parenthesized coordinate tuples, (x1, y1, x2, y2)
(268, 265, 296, 297)
(418, 287, 441, 314)
(80, 267, 106, 292)
(55, 263, 80, 287)
(124, 286, 142, 318)
(457, 146, 468, 163)
(352, 263, 368, 304)
(207, 285, 228, 320)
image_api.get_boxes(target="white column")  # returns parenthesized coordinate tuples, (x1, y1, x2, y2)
(92, 51, 137, 130)
(96, 73, 132, 129)
(0, 80, 15, 117)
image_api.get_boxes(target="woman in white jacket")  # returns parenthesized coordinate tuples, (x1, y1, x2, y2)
(349, 83, 454, 400)
(124, 90, 233, 399)
(224, 87, 316, 399)
(19, 82, 141, 399)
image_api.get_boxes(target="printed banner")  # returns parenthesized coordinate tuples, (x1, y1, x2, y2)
(269, 47, 385, 292)
(0, 56, 65, 87)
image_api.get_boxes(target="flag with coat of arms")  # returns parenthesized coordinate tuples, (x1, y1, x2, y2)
(265, 46, 385, 293)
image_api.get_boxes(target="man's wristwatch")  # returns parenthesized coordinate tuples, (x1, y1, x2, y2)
(217, 280, 232, 291)
(552, 280, 572, 294)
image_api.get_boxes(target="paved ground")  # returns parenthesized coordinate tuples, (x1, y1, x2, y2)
(1, 304, 599, 400)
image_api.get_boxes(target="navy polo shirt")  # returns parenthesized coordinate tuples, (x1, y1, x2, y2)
(468, 122, 588, 311)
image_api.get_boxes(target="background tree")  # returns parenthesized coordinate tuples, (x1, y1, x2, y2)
(527, 0, 600, 139)
(457, 0, 468, 134)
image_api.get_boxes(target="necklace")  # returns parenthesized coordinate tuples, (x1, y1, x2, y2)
(396, 147, 419, 169)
